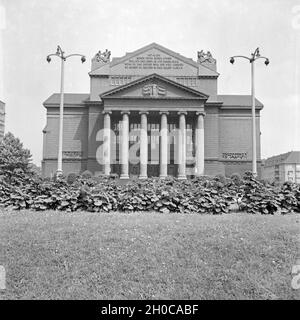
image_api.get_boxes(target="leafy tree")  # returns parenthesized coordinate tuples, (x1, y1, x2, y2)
(0, 132, 32, 174)
(29, 163, 42, 176)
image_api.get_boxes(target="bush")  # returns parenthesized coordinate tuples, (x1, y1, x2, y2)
(239, 171, 280, 214)
(0, 169, 299, 215)
(279, 182, 299, 213)
(231, 173, 242, 186)
(215, 174, 227, 185)
(81, 170, 93, 179)
(67, 173, 78, 185)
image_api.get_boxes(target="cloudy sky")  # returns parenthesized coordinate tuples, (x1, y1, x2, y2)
(0, 0, 299, 165)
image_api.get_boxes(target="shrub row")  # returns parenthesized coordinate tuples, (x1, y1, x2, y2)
(239, 172, 300, 214)
(0, 170, 299, 214)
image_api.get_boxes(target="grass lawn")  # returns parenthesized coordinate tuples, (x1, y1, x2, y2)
(0, 210, 299, 300)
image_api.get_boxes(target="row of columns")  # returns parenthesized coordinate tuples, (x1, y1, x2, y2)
(103, 110, 205, 179)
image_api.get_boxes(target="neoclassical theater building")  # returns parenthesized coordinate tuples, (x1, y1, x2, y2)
(42, 43, 263, 178)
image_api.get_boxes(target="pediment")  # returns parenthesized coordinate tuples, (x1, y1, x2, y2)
(100, 74, 209, 100)
(90, 43, 218, 77)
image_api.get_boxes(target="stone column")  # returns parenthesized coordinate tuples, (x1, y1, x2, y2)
(178, 111, 187, 179)
(159, 111, 168, 178)
(120, 111, 130, 179)
(103, 110, 111, 175)
(196, 112, 205, 175)
(139, 111, 148, 179)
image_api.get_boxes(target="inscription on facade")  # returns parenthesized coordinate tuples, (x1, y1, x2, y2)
(222, 152, 247, 160)
(63, 151, 83, 159)
(124, 53, 184, 70)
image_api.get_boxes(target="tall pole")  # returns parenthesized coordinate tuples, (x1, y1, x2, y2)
(251, 59, 257, 177)
(46, 46, 86, 177)
(57, 57, 65, 175)
(230, 48, 269, 177)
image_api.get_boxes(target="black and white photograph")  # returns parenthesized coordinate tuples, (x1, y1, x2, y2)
(0, 0, 299, 308)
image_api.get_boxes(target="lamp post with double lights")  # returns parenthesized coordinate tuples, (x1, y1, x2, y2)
(46, 46, 86, 176)
(230, 48, 269, 177)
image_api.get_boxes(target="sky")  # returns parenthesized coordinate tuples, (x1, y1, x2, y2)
(0, 0, 299, 165)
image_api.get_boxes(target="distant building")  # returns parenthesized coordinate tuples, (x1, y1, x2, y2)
(0, 100, 5, 140)
(262, 151, 300, 184)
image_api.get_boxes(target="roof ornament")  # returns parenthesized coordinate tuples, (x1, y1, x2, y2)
(95, 49, 111, 63)
(197, 50, 216, 64)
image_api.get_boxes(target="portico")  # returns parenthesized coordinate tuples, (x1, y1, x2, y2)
(100, 73, 207, 179)
(102, 109, 205, 179)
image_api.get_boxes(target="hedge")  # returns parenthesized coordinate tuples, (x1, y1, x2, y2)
(0, 170, 299, 214)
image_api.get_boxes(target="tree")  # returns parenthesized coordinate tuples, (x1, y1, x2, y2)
(0, 132, 32, 174)
(29, 163, 42, 176)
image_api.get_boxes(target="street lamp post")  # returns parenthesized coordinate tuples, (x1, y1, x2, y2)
(47, 46, 86, 176)
(230, 48, 269, 177)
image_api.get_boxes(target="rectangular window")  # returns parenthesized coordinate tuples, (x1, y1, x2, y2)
(110, 75, 132, 86)
(176, 77, 197, 87)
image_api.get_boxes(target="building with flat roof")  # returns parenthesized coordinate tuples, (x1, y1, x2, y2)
(262, 151, 300, 184)
(0, 100, 5, 140)
(42, 43, 263, 178)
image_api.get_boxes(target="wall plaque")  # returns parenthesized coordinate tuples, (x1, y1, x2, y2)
(124, 53, 184, 70)
(63, 151, 83, 159)
(222, 152, 247, 160)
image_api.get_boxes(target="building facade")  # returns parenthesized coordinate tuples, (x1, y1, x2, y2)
(262, 151, 300, 184)
(0, 100, 5, 140)
(42, 43, 263, 178)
